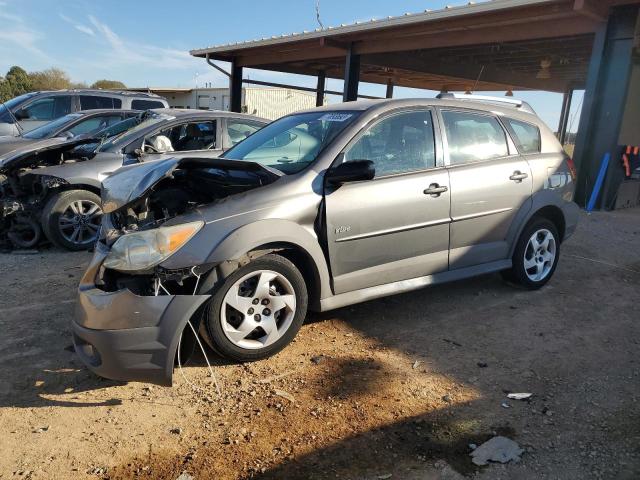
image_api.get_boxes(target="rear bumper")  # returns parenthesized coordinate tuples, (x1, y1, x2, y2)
(562, 201, 580, 240)
(73, 246, 210, 386)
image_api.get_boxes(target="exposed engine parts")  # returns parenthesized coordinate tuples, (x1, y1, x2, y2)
(0, 140, 96, 249)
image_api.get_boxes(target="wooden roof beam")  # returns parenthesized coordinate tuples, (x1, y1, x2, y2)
(354, 16, 598, 55)
(573, 0, 609, 22)
(362, 53, 572, 92)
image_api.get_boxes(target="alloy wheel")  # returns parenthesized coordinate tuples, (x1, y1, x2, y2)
(523, 228, 556, 282)
(58, 200, 102, 245)
(220, 270, 296, 350)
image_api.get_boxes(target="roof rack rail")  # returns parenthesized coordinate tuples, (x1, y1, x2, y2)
(435, 92, 536, 115)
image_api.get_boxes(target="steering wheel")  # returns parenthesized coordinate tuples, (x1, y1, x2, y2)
(143, 143, 160, 153)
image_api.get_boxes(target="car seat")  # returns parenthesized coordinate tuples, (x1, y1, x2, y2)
(177, 123, 207, 151)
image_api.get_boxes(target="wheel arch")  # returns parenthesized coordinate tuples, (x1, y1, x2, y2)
(531, 205, 566, 242)
(508, 193, 569, 258)
(246, 242, 323, 312)
(59, 183, 102, 196)
(194, 219, 332, 311)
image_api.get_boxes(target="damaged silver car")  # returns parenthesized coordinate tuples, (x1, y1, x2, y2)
(0, 109, 267, 249)
(73, 97, 579, 386)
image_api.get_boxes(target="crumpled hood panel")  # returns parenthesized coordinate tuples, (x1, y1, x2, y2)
(100, 156, 281, 214)
(0, 137, 95, 173)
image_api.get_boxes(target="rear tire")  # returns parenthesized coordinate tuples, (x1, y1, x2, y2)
(503, 217, 560, 290)
(41, 190, 103, 251)
(202, 254, 308, 362)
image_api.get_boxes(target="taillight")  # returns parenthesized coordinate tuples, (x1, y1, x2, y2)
(566, 157, 577, 181)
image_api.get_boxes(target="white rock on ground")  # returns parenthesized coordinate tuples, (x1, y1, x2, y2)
(470, 436, 524, 466)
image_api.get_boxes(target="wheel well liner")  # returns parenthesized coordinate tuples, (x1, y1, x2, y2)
(531, 205, 566, 242)
(59, 183, 102, 196)
(240, 243, 320, 312)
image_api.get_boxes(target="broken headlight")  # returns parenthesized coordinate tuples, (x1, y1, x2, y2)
(103, 221, 203, 272)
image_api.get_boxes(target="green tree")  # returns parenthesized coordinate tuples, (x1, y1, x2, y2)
(91, 79, 126, 90)
(0, 66, 32, 102)
(29, 68, 72, 91)
(0, 77, 10, 103)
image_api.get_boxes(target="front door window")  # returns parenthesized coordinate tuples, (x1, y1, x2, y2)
(344, 110, 436, 177)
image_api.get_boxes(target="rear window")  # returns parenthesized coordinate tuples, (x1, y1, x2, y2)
(131, 99, 165, 110)
(505, 118, 541, 154)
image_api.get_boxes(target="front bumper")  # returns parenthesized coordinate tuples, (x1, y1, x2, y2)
(73, 245, 210, 386)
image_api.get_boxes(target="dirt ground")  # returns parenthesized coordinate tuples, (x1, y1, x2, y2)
(1, 209, 639, 480)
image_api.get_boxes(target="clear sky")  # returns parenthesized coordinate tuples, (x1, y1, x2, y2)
(0, 0, 583, 131)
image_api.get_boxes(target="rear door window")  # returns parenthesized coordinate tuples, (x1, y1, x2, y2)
(441, 110, 509, 165)
(131, 99, 165, 110)
(504, 118, 541, 154)
(79, 95, 115, 110)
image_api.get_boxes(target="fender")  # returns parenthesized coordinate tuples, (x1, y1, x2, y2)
(202, 218, 333, 300)
(25, 155, 124, 190)
(507, 187, 578, 257)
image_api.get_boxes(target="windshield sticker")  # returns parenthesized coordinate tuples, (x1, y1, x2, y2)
(319, 113, 353, 122)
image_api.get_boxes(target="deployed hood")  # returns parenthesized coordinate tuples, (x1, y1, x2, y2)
(101, 156, 281, 214)
(0, 137, 97, 173)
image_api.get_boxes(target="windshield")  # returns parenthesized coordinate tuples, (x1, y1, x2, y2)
(95, 115, 138, 140)
(223, 111, 361, 174)
(97, 111, 171, 152)
(23, 113, 82, 139)
(0, 93, 38, 124)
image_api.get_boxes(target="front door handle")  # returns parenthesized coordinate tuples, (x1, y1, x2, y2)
(424, 183, 448, 197)
(510, 171, 529, 182)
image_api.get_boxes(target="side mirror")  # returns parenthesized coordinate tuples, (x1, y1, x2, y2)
(326, 160, 375, 185)
(123, 138, 144, 156)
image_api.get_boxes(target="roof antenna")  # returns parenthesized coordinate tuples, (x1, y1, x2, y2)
(471, 65, 485, 93)
(316, 0, 324, 30)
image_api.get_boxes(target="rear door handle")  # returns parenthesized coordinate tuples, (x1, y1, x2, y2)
(509, 171, 529, 182)
(424, 183, 448, 197)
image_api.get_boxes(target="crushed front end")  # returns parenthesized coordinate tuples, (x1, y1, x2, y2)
(0, 172, 68, 248)
(73, 240, 212, 386)
(73, 156, 280, 385)
(0, 139, 97, 248)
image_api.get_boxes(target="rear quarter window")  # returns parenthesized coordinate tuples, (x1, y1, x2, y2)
(131, 100, 165, 110)
(505, 118, 541, 154)
(80, 95, 114, 110)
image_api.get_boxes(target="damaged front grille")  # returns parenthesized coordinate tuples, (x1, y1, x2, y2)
(97, 264, 214, 297)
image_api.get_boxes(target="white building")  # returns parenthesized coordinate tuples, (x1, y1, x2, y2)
(127, 87, 323, 120)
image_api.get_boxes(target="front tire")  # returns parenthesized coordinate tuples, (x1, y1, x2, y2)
(503, 217, 560, 290)
(41, 190, 103, 251)
(203, 254, 308, 362)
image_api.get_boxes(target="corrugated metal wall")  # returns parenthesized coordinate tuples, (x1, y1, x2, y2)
(244, 88, 318, 119)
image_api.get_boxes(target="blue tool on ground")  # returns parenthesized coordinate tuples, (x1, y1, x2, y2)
(586, 152, 611, 212)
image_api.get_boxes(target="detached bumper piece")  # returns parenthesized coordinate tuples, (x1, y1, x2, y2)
(74, 249, 211, 385)
(73, 291, 210, 386)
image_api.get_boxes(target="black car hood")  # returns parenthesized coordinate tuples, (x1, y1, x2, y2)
(0, 136, 31, 157)
(101, 156, 282, 214)
(0, 137, 97, 173)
